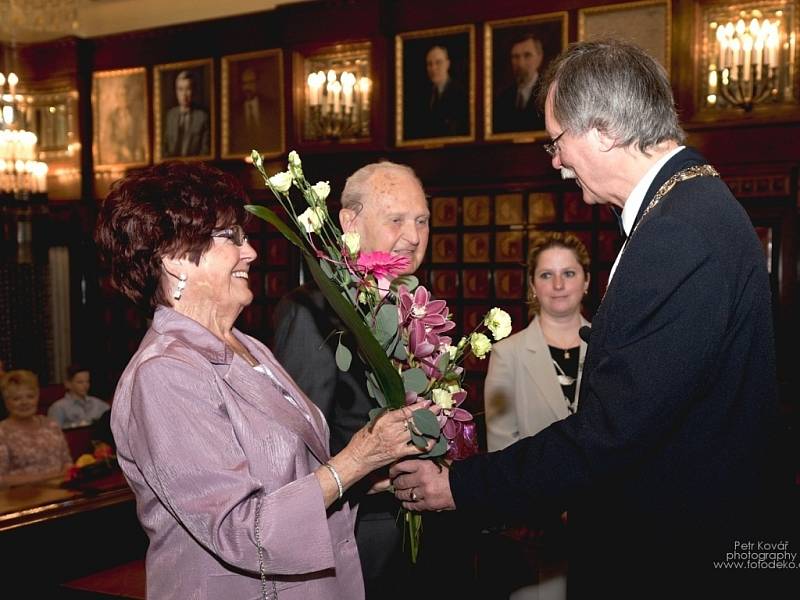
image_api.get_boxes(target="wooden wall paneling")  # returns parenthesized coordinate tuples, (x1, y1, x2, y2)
(9, 0, 798, 411)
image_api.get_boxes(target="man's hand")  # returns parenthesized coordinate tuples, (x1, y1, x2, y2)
(390, 459, 456, 512)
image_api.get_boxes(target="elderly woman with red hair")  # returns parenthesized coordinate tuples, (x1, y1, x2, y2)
(95, 161, 430, 600)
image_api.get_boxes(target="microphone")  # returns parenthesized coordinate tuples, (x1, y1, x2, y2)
(579, 325, 592, 344)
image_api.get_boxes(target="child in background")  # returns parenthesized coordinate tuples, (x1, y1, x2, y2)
(48, 365, 110, 429)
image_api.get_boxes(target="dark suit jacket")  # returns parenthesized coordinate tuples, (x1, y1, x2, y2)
(273, 284, 408, 595)
(163, 106, 210, 157)
(449, 148, 788, 598)
(406, 78, 469, 140)
(492, 79, 544, 133)
(230, 96, 278, 155)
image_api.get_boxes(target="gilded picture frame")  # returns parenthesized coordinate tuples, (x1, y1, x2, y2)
(396, 24, 475, 147)
(578, 0, 671, 72)
(484, 12, 568, 142)
(153, 58, 215, 162)
(92, 68, 150, 169)
(221, 49, 285, 159)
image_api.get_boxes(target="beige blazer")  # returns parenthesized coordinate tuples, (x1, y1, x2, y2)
(484, 315, 590, 451)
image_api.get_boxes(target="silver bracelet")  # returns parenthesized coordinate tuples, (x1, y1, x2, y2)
(323, 463, 343, 500)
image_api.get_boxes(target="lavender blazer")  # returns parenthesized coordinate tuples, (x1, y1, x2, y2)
(111, 307, 363, 599)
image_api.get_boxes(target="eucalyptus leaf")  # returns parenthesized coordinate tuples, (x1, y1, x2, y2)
(437, 353, 450, 373)
(335, 339, 352, 372)
(401, 368, 429, 394)
(366, 373, 387, 407)
(392, 340, 408, 361)
(419, 435, 447, 458)
(390, 275, 419, 293)
(368, 407, 387, 424)
(410, 432, 428, 450)
(411, 409, 441, 438)
(375, 303, 399, 345)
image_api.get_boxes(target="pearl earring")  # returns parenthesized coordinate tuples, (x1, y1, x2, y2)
(173, 273, 187, 300)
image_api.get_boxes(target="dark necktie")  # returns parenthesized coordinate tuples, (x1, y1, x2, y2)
(176, 113, 188, 155)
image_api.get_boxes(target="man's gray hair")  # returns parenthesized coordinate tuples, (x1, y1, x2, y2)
(538, 39, 685, 152)
(340, 161, 424, 213)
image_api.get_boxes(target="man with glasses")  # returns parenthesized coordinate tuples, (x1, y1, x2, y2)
(391, 39, 789, 598)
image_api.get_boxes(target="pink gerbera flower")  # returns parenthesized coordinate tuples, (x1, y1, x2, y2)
(356, 251, 410, 280)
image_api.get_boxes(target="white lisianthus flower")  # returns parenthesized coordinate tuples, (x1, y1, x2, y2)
(312, 181, 331, 203)
(268, 171, 293, 193)
(446, 383, 462, 394)
(288, 151, 302, 169)
(484, 307, 512, 340)
(250, 150, 263, 168)
(431, 388, 454, 410)
(470, 333, 492, 359)
(298, 207, 325, 233)
(342, 231, 360, 255)
(443, 343, 457, 360)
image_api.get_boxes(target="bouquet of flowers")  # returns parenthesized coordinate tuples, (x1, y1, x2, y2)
(247, 151, 511, 561)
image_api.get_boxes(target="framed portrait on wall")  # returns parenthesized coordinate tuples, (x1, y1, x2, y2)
(396, 24, 475, 147)
(485, 12, 567, 141)
(92, 68, 150, 169)
(154, 58, 215, 162)
(221, 49, 285, 159)
(578, 0, 671, 71)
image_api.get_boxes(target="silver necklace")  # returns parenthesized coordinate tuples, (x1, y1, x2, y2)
(552, 359, 580, 413)
(552, 358, 575, 386)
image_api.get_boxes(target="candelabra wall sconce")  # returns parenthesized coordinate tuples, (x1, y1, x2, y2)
(0, 71, 49, 199)
(301, 42, 372, 142)
(703, 2, 797, 112)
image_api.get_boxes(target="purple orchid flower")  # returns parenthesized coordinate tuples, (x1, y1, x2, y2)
(398, 285, 455, 336)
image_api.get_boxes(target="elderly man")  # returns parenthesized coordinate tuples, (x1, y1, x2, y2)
(392, 40, 787, 598)
(273, 162, 430, 599)
(493, 32, 545, 133)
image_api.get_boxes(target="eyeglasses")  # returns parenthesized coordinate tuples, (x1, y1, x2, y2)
(211, 225, 248, 246)
(543, 130, 566, 157)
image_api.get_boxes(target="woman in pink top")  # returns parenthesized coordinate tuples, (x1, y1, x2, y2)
(0, 369, 72, 487)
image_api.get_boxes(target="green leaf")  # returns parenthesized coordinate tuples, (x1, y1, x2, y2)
(419, 435, 447, 458)
(411, 409, 440, 438)
(319, 258, 334, 279)
(245, 205, 305, 250)
(437, 353, 450, 373)
(374, 303, 399, 346)
(366, 372, 387, 407)
(401, 368, 429, 394)
(368, 407, 387, 424)
(335, 339, 352, 372)
(410, 431, 428, 450)
(392, 339, 408, 361)
(390, 275, 419, 293)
